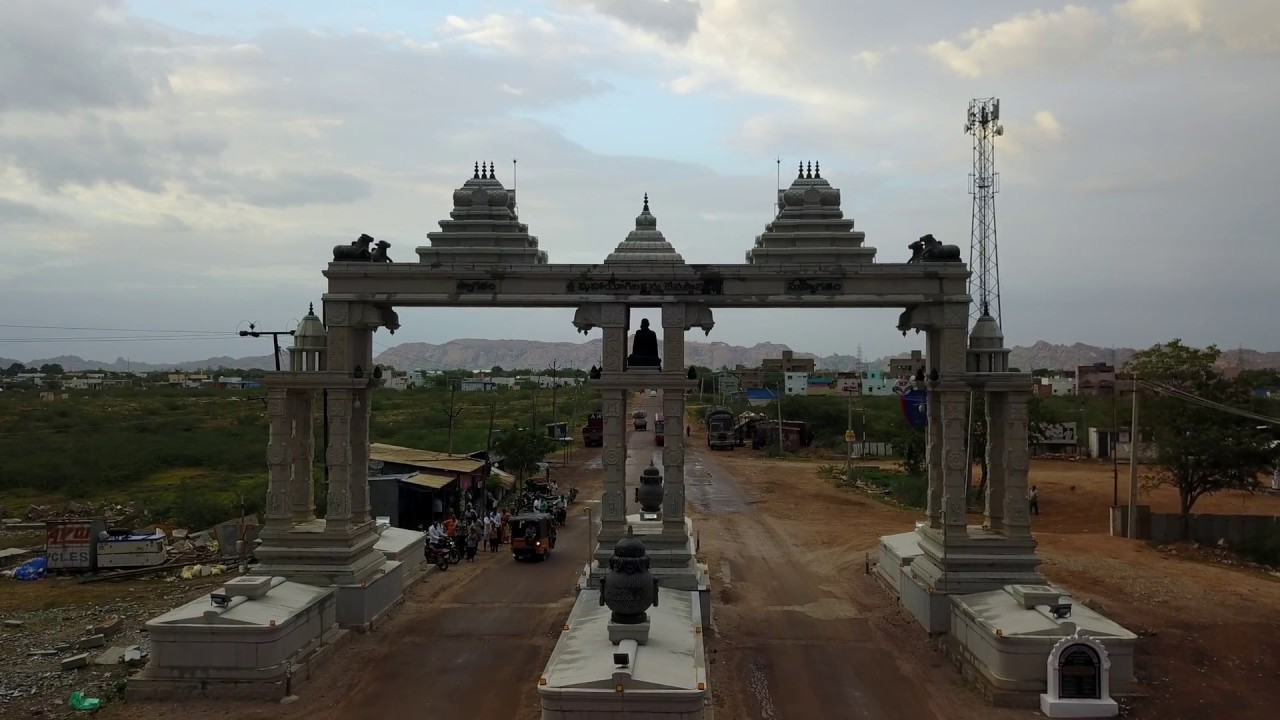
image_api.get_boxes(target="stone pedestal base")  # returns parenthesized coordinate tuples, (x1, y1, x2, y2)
(254, 519, 386, 587)
(1040, 695, 1119, 718)
(128, 577, 346, 700)
(909, 525, 1045, 596)
(590, 516, 702, 591)
(607, 620, 651, 645)
(373, 527, 427, 590)
(335, 560, 404, 632)
(540, 587, 709, 720)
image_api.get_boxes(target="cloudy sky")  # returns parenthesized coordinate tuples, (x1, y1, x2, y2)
(2, 0, 1278, 365)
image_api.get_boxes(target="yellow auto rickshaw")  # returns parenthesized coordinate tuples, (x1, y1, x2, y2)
(509, 512, 557, 561)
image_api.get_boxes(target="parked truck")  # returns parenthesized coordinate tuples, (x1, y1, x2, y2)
(581, 412, 604, 447)
(705, 406, 736, 450)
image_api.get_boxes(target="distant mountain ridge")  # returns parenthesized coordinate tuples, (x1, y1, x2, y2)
(6, 339, 1279, 375)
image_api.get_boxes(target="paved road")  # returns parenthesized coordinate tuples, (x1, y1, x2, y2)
(691, 443, 963, 720)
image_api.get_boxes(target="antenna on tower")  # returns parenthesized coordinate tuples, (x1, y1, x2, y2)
(965, 97, 1004, 324)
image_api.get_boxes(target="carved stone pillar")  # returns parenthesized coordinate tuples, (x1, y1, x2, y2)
(924, 328, 943, 529)
(661, 303, 686, 372)
(599, 303, 629, 535)
(938, 313, 970, 538)
(1003, 390, 1033, 539)
(983, 391, 1007, 532)
(600, 304, 627, 374)
(325, 387, 354, 533)
(349, 386, 372, 524)
(287, 390, 315, 523)
(266, 388, 292, 531)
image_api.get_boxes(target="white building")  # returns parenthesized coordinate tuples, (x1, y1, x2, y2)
(861, 370, 896, 396)
(784, 372, 808, 396)
(534, 375, 580, 389)
(1037, 377, 1074, 396)
(460, 378, 497, 392)
(490, 377, 516, 388)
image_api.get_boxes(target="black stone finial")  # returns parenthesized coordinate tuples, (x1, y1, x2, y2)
(805, 161, 812, 179)
(814, 161, 821, 179)
(643, 192, 649, 212)
(308, 302, 314, 315)
(481, 162, 489, 179)
(488, 161, 496, 179)
(473, 162, 480, 179)
(797, 161, 804, 179)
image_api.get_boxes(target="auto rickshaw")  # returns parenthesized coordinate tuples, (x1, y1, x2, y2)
(509, 512, 557, 561)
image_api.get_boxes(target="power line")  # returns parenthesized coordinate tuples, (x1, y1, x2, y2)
(0, 334, 237, 343)
(0, 323, 240, 334)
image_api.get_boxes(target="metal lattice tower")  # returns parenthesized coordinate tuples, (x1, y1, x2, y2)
(965, 97, 1004, 324)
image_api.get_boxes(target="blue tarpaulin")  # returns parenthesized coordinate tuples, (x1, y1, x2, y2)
(900, 387, 928, 430)
(13, 556, 47, 581)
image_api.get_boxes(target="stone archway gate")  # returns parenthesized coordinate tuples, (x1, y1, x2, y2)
(258, 163, 1039, 607)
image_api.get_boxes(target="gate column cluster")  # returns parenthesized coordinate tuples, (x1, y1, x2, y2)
(889, 301, 1045, 634)
(253, 301, 394, 590)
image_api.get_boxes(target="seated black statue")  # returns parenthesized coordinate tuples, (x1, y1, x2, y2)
(907, 233, 962, 263)
(628, 319, 661, 370)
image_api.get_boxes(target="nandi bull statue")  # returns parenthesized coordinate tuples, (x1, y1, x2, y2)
(333, 234, 394, 262)
(907, 233, 962, 263)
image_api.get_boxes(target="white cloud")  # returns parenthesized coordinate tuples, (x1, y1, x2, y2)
(1033, 111, 1065, 142)
(926, 5, 1111, 78)
(1115, 0, 1280, 53)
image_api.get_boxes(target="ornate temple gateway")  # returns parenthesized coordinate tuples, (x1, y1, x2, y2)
(131, 162, 1134, 715)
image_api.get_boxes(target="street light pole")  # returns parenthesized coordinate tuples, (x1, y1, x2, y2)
(1127, 373, 1141, 539)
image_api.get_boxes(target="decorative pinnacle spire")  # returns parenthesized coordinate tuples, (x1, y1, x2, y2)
(488, 161, 495, 179)
(481, 162, 489, 180)
(308, 302, 314, 315)
(473, 162, 480, 179)
(643, 192, 649, 212)
(805, 161, 812, 179)
(797, 161, 804, 179)
(814, 161, 821, 179)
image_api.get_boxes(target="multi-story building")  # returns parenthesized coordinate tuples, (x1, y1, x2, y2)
(762, 350, 815, 374)
(861, 369, 896, 396)
(784, 372, 809, 396)
(1075, 363, 1135, 397)
(888, 350, 924, 379)
(1034, 377, 1075, 397)
(835, 372, 861, 395)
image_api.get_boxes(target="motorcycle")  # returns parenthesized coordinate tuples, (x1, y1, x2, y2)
(426, 543, 451, 571)
(426, 537, 462, 568)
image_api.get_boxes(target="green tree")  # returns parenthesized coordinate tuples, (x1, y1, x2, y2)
(1126, 339, 1278, 538)
(4, 362, 26, 376)
(39, 363, 65, 376)
(491, 427, 556, 491)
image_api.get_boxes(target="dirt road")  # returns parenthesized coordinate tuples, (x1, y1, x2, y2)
(112, 454, 602, 720)
(689, 445, 1014, 720)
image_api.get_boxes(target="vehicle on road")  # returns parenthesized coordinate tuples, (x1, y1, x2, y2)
(426, 538, 459, 570)
(633, 410, 648, 431)
(581, 412, 604, 447)
(705, 405, 736, 450)
(509, 512, 557, 561)
(654, 413, 666, 446)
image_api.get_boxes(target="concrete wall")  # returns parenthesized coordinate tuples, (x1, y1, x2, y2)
(1110, 506, 1280, 543)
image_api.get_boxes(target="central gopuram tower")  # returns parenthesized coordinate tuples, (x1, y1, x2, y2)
(575, 195, 712, 592)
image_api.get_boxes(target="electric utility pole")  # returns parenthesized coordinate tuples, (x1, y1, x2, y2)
(238, 322, 295, 371)
(1127, 372, 1141, 539)
(445, 380, 463, 455)
(550, 360, 559, 435)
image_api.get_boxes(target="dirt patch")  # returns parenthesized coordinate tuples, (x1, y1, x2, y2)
(702, 449, 1280, 720)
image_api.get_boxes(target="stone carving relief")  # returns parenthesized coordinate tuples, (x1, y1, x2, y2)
(603, 398, 623, 418)
(325, 302, 350, 328)
(600, 304, 627, 327)
(945, 449, 966, 472)
(602, 328, 624, 372)
(602, 448, 623, 468)
(663, 446, 685, 467)
(1006, 447, 1030, 472)
(664, 485, 684, 518)
(942, 302, 969, 329)
(941, 331, 967, 374)
(267, 395, 287, 417)
(328, 486, 351, 519)
(661, 303, 686, 329)
(267, 445, 288, 466)
(326, 444, 350, 468)
(944, 496, 965, 525)
(267, 490, 288, 518)
(327, 329, 349, 372)
(603, 489, 624, 520)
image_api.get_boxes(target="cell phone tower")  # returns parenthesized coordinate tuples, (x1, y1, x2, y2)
(965, 97, 1004, 324)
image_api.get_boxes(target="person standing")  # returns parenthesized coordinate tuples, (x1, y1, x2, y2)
(500, 509, 512, 544)
(1029, 485, 1040, 516)
(464, 522, 480, 562)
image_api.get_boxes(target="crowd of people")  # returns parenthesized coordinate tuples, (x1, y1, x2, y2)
(425, 506, 513, 561)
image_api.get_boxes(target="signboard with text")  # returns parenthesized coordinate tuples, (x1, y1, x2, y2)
(45, 518, 106, 571)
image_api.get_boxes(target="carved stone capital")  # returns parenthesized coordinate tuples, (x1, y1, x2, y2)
(600, 303, 627, 328)
(661, 303, 686, 329)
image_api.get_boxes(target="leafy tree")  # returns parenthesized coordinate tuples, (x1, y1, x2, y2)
(491, 426, 556, 491)
(39, 363, 65, 376)
(4, 362, 26, 376)
(1126, 339, 1278, 538)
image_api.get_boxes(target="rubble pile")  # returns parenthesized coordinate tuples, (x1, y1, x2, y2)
(0, 584, 212, 717)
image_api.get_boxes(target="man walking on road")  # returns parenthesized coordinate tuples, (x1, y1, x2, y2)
(1029, 485, 1040, 516)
